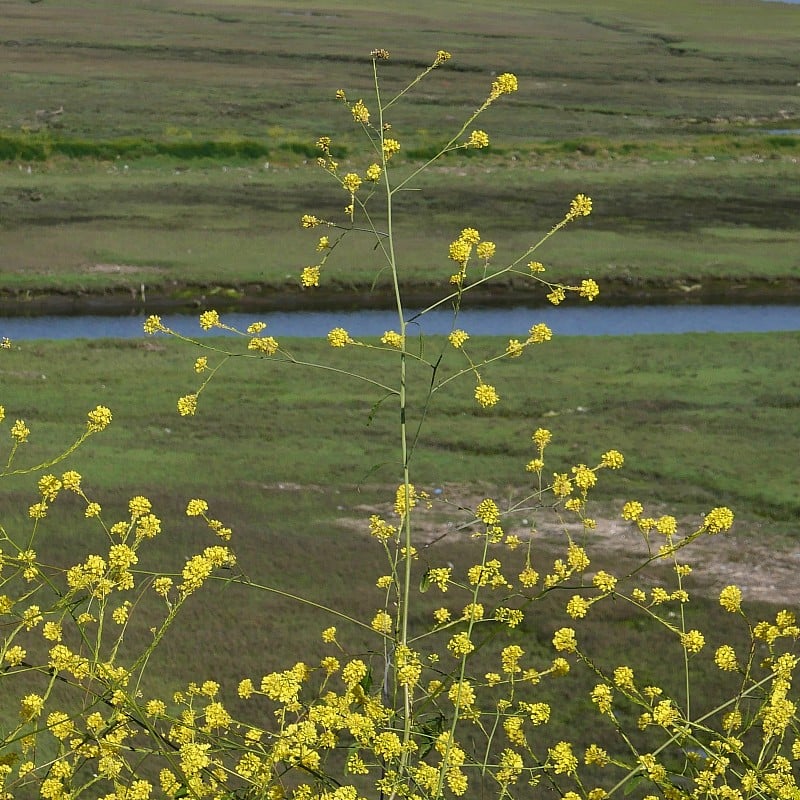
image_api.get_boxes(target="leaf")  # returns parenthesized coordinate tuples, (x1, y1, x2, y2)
(623, 776, 645, 796)
(420, 569, 432, 593)
(367, 392, 394, 427)
(415, 713, 447, 758)
(360, 665, 373, 693)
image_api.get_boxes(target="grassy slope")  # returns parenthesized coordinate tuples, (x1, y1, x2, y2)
(0, 0, 798, 300)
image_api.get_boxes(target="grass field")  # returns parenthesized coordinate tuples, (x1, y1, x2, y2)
(3, 331, 799, 520)
(2, 4, 799, 789)
(2, 329, 798, 775)
(0, 0, 798, 303)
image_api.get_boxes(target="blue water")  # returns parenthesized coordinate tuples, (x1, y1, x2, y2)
(2, 305, 800, 340)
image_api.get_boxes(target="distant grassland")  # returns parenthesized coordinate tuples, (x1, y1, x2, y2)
(0, 0, 798, 301)
(3, 0, 799, 144)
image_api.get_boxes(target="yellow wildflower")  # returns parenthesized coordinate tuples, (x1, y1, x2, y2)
(580, 278, 600, 300)
(177, 394, 198, 416)
(351, 99, 369, 124)
(381, 330, 404, 349)
(568, 194, 593, 218)
(301, 266, 321, 287)
(468, 130, 490, 148)
(327, 327, 353, 347)
(448, 329, 469, 348)
(474, 383, 499, 408)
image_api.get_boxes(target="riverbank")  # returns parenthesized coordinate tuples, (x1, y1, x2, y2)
(4, 275, 800, 317)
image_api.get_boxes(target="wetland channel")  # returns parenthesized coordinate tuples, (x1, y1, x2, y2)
(3, 304, 800, 340)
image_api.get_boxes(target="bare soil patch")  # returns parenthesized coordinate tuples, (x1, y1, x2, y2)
(340, 488, 800, 607)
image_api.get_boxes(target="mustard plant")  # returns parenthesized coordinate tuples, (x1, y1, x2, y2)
(2, 50, 799, 800)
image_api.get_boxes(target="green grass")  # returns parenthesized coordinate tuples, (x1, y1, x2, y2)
(2, 331, 797, 786)
(3, 330, 798, 521)
(1, 156, 798, 300)
(2, 2, 799, 788)
(4, 0, 798, 144)
(1, 0, 798, 302)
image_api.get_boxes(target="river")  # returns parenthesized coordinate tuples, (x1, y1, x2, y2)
(2, 304, 800, 340)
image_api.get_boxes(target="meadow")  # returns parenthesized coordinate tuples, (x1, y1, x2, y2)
(2, 329, 798, 779)
(0, 0, 798, 304)
(2, 3, 800, 794)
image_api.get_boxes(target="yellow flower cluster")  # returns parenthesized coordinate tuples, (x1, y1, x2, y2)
(199, 310, 220, 330)
(248, 336, 279, 355)
(568, 193, 593, 219)
(86, 405, 113, 432)
(448, 329, 469, 348)
(380, 330, 404, 349)
(382, 138, 400, 159)
(474, 383, 499, 408)
(434, 50, 451, 66)
(704, 506, 735, 533)
(351, 99, 369, 124)
(301, 266, 320, 287)
(489, 72, 519, 101)
(475, 498, 500, 524)
(328, 327, 354, 347)
(143, 314, 166, 334)
(467, 129, 490, 148)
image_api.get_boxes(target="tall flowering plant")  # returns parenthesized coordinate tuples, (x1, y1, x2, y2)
(2, 50, 799, 800)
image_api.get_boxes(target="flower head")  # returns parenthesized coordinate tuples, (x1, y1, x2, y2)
(143, 315, 165, 334)
(468, 130, 489, 148)
(11, 419, 30, 443)
(186, 499, 209, 517)
(62, 470, 82, 491)
(506, 339, 524, 357)
(474, 383, 499, 408)
(719, 585, 743, 613)
(490, 73, 519, 100)
(177, 394, 198, 416)
(448, 329, 470, 348)
(528, 323, 552, 344)
(342, 172, 362, 193)
(301, 266, 321, 287)
(382, 138, 401, 159)
(351, 99, 370, 124)
(601, 450, 624, 469)
(552, 627, 577, 653)
(328, 328, 353, 348)
(703, 506, 734, 533)
(381, 330, 404, 349)
(476, 241, 495, 260)
(568, 194, 592, 219)
(579, 278, 600, 301)
(87, 406, 112, 432)
(199, 310, 220, 330)
(248, 336, 278, 355)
